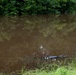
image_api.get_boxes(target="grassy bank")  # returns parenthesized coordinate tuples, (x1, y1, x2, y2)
(21, 59, 76, 75)
(22, 67, 76, 75)
(1, 67, 76, 75)
(0, 59, 76, 75)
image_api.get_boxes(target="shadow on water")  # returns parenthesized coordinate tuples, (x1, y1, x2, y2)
(0, 15, 76, 72)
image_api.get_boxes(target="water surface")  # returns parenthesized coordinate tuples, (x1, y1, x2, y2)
(0, 15, 76, 72)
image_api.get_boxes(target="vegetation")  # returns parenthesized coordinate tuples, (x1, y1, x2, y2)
(0, 59, 76, 75)
(22, 67, 76, 75)
(21, 59, 76, 75)
(0, 0, 76, 16)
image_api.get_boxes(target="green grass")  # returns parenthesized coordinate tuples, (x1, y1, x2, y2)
(22, 67, 76, 75)
(0, 59, 76, 75)
(21, 59, 76, 75)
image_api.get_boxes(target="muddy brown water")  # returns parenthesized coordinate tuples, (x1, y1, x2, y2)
(0, 15, 76, 72)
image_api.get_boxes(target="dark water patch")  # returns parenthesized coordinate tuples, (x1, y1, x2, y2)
(0, 15, 76, 72)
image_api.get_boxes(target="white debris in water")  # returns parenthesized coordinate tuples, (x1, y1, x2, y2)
(39, 45, 43, 49)
(39, 45, 46, 51)
(44, 56, 48, 60)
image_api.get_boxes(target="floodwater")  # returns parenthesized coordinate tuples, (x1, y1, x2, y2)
(0, 15, 76, 72)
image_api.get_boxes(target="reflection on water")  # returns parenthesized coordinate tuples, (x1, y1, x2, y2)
(0, 15, 76, 72)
